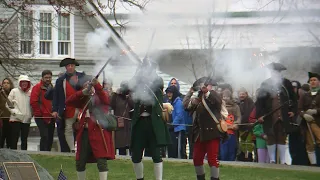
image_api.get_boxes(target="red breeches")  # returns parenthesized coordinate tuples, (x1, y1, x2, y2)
(193, 138, 220, 167)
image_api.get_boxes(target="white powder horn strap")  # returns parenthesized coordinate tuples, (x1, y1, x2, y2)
(201, 96, 219, 124)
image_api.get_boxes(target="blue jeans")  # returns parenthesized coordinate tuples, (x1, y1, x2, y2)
(220, 134, 237, 161)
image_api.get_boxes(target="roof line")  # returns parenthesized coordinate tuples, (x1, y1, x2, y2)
(103, 9, 320, 20)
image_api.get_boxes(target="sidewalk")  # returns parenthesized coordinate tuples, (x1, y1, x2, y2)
(24, 150, 320, 173)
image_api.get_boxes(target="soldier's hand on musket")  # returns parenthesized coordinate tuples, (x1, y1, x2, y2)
(288, 112, 295, 118)
(306, 109, 317, 115)
(82, 86, 92, 96)
(91, 78, 98, 86)
(257, 116, 264, 123)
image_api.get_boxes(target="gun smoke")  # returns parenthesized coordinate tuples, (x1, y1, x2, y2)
(121, 0, 320, 97)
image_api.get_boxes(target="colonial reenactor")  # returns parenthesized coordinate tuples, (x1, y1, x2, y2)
(255, 62, 297, 164)
(52, 58, 86, 152)
(298, 72, 320, 166)
(65, 77, 115, 180)
(110, 81, 134, 155)
(130, 59, 171, 180)
(184, 77, 225, 180)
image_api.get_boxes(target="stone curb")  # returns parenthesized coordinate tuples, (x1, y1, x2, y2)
(22, 150, 320, 173)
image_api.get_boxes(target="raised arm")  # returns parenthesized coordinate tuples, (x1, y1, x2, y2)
(94, 83, 109, 105)
(183, 88, 194, 109)
(65, 90, 88, 108)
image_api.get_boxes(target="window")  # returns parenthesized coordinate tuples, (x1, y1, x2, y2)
(20, 12, 33, 54)
(58, 15, 70, 55)
(39, 13, 52, 55)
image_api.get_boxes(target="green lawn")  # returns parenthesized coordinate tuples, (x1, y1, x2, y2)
(31, 154, 320, 180)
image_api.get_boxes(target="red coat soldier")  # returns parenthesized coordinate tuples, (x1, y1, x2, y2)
(66, 78, 115, 180)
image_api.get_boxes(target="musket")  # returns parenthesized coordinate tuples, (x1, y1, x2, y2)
(144, 29, 157, 60)
(102, 70, 106, 87)
(87, 57, 113, 91)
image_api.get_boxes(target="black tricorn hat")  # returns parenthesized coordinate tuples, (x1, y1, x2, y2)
(192, 77, 218, 91)
(308, 72, 320, 80)
(59, 58, 80, 67)
(266, 62, 287, 72)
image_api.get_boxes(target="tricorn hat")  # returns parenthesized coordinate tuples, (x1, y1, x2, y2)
(266, 62, 287, 72)
(308, 72, 320, 80)
(59, 58, 80, 67)
(192, 77, 218, 91)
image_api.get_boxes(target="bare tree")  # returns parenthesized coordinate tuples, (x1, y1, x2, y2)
(182, 15, 227, 83)
(0, 0, 150, 78)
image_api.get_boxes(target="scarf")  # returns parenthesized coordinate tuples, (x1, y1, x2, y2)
(311, 87, 320, 92)
(311, 87, 320, 96)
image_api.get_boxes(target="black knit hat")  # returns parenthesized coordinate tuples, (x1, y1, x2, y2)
(59, 58, 80, 67)
(308, 72, 320, 80)
(266, 62, 287, 72)
(192, 77, 218, 91)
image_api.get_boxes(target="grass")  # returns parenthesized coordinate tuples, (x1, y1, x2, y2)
(30, 154, 320, 180)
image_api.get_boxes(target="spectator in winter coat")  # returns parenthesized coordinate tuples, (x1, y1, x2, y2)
(237, 88, 255, 132)
(220, 89, 241, 161)
(237, 88, 255, 162)
(7, 75, 33, 150)
(0, 77, 14, 148)
(30, 70, 55, 151)
(44, 71, 64, 101)
(163, 78, 184, 158)
(166, 85, 187, 159)
(253, 124, 270, 163)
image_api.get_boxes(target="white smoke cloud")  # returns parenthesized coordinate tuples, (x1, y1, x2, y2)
(125, 0, 319, 96)
(89, 0, 320, 101)
(84, 28, 118, 85)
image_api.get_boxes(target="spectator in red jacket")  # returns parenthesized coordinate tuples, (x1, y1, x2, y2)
(30, 70, 55, 151)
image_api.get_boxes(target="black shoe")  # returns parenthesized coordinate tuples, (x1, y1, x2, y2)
(197, 174, 205, 180)
(137, 178, 144, 180)
(71, 150, 75, 153)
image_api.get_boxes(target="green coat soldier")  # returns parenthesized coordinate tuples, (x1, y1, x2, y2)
(130, 59, 171, 180)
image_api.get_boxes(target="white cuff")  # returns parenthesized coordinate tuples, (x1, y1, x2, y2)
(205, 91, 210, 98)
